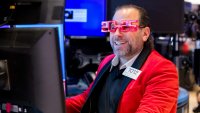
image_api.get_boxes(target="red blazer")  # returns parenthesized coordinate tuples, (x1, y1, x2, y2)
(66, 50, 179, 113)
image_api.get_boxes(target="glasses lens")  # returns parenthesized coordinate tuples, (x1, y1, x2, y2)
(130, 25, 138, 32)
(119, 21, 128, 32)
(109, 21, 117, 32)
(101, 21, 109, 32)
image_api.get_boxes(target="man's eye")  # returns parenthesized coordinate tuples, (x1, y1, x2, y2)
(110, 23, 117, 31)
(111, 23, 115, 28)
(122, 26, 130, 29)
(131, 25, 138, 31)
(121, 25, 131, 31)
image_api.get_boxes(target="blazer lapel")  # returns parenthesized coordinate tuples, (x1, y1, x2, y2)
(81, 59, 112, 113)
(88, 59, 112, 97)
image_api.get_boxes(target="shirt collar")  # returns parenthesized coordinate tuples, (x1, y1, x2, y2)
(110, 52, 141, 71)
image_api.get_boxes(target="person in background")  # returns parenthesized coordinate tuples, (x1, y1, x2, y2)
(66, 4, 179, 113)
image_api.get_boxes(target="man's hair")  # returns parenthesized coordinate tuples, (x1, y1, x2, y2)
(115, 4, 154, 49)
(115, 4, 150, 28)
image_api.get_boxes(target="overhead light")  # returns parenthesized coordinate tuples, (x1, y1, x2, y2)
(185, 0, 200, 4)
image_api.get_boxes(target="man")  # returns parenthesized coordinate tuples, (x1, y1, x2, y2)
(66, 4, 179, 113)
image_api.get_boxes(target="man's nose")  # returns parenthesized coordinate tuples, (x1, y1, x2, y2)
(114, 28, 122, 37)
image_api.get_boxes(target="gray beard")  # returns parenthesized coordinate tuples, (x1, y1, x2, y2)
(112, 44, 133, 58)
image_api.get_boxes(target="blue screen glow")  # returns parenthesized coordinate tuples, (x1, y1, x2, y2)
(64, 0, 106, 37)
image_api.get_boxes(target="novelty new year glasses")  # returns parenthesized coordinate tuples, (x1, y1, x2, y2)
(101, 20, 145, 32)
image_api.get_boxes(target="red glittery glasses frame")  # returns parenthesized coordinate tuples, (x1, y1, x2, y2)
(101, 20, 145, 32)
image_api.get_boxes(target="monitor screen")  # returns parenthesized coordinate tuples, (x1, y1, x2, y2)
(64, 0, 106, 37)
(0, 26, 66, 113)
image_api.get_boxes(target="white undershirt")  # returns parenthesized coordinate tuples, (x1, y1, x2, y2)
(110, 52, 141, 71)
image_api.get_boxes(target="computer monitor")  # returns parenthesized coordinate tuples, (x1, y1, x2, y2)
(0, 25, 66, 113)
(64, 0, 106, 38)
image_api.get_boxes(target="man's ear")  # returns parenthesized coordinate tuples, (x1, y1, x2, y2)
(142, 27, 150, 41)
